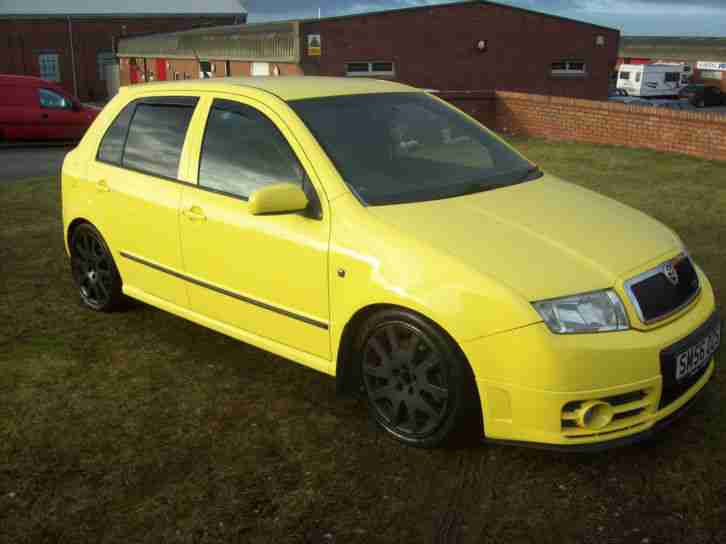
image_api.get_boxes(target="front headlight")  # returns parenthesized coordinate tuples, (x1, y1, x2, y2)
(532, 289, 630, 334)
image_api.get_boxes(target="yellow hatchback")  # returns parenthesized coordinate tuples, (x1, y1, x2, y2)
(61, 77, 720, 449)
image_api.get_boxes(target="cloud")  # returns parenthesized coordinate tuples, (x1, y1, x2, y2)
(244, 0, 726, 34)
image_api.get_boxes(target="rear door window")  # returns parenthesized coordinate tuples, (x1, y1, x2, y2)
(123, 98, 198, 179)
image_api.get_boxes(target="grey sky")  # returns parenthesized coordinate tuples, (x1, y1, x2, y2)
(1, 0, 723, 35)
(243, 0, 726, 35)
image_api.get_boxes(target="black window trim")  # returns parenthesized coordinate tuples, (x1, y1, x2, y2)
(194, 97, 323, 219)
(550, 59, 588, 79)
(345, 60, 396, 77)
(95, 95, 199, 184)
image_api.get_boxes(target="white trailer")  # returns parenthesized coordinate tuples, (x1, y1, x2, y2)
(616, 63, 691, 97)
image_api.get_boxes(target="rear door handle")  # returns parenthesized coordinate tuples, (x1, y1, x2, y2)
(41, 113, 49, 119)
(96, 180, 110, 192)
(182, 206, 207, 222)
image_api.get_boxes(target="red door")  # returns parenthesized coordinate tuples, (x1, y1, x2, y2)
(130, 62, 141, 84)
(156, 59, 168, 81)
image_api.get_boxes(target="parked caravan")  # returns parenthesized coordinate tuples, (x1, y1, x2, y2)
(617, 64, 690, 97)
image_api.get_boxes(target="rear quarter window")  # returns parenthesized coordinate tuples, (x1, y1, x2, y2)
(97, 101, 136, 165)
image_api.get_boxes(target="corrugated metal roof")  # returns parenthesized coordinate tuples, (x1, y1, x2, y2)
(117, 21, 300, 63)
(0, 0, 245, 16)
(620, 36, 726, 61)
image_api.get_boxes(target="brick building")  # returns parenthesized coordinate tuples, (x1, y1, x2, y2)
(118, 0, 620, 101)
(0, 3, 246, 101)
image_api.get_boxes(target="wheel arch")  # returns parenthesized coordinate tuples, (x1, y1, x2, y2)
(335, 303, 480, 402)
(66, 217, 92, 249)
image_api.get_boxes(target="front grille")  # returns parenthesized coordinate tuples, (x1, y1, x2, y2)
(626, 255, 699, 324)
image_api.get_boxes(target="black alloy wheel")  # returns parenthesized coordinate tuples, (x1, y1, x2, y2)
(70, 224, 123, 311)
(356, 309, 481, 447)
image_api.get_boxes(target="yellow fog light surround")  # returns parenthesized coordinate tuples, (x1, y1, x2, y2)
(577, 401, 614, 430)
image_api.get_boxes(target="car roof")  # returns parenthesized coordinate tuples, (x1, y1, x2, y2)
(123, 76, 420, 102)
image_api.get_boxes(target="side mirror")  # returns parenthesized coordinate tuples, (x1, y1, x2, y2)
(71, 100, 82, 112)
(248, 182, 309, 216)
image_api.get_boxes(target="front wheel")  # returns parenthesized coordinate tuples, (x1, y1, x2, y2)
(355, 309, 481, 448)
(69, 223, 124, 311)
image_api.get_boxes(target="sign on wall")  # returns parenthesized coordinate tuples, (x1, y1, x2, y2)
(307, 34, 322, 56)
(696, 61, 726, 71)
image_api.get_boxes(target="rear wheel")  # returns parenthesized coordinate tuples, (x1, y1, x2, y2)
(355, 309, 481, 448)
(69, 223, 123, 311)
(697, 99, 705, 108)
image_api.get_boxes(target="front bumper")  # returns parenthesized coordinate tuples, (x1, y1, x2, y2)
(483, 361, 714, 452)
(463, 268, 719, 449)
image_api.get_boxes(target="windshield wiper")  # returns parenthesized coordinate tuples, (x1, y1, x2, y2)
(517, 165, 543, 182)
(451, 167, 542, 198)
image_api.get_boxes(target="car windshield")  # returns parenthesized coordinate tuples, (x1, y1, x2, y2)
(289, 92, 540, 205)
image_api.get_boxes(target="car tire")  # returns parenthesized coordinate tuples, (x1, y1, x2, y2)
(697, 99, 705, 108)
(69, 223, 124, 312)
(354, 308, 482, 448)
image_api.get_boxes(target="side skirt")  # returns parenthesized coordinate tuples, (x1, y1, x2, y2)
(122, 285, 336, 377)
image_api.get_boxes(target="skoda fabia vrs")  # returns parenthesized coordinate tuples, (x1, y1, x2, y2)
(61, 77, 720, 449)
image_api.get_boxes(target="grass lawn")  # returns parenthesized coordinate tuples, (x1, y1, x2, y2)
(1, 138, 725, 543)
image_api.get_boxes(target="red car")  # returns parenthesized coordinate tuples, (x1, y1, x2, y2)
(0, 75, 99, 141)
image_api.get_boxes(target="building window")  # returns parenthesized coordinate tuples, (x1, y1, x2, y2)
(345, 61, 395, 77)
(635, 72, 641, 82)
(251, 62, 270, 76)
(97, 51, 116, 81)
(551, 60, 587, 78)
(701, 70, 723, 81)
(664, 72, 681, 83)
(199, 60, 214, 79)
(38, 53, 60, 82)
(619, 71, 631, 80)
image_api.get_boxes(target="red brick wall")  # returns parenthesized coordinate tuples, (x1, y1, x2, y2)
(432, 90, 726, 162)
(0, 16, 237, 100)
(493, 91, 726, 162)
(300, 3, 619, 100)
(437, 90, 497, 127)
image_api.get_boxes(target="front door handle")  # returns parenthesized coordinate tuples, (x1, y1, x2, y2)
(182, 206, 207, 222)
(96, 180, 110, 192)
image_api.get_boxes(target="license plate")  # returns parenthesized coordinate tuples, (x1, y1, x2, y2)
(675, 325, 720, 381)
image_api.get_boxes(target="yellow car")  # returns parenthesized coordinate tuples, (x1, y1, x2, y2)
(61, 77, 721, 449)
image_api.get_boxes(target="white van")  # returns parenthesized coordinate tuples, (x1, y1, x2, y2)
(617, 63, 690, 97)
